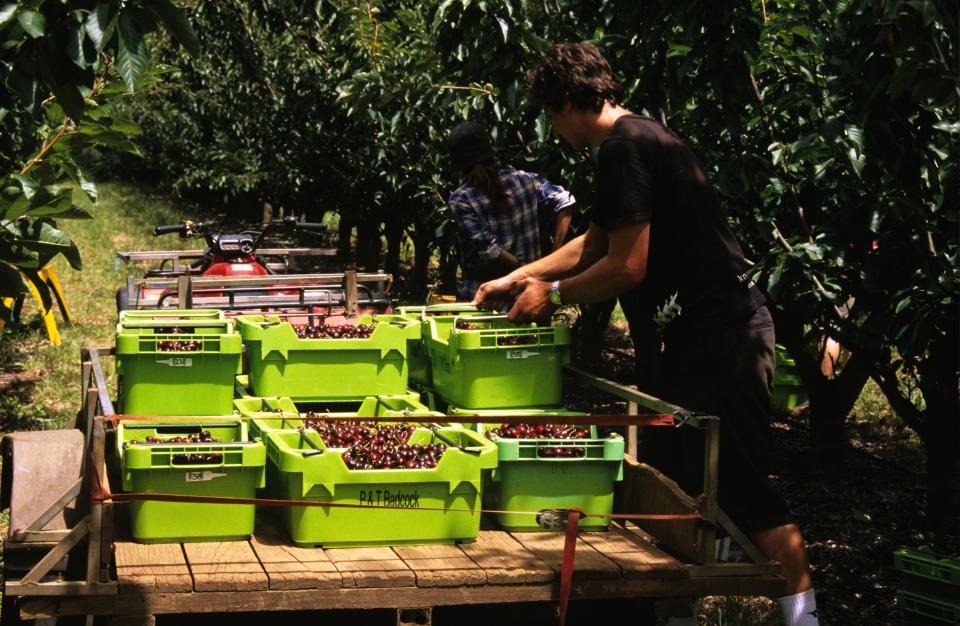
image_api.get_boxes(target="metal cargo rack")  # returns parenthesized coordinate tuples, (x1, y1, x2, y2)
(119, 271, 392, 315)
(115, 247, 339, 277)
(0, 348, 785, 626)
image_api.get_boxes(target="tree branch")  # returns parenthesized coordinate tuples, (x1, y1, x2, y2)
(872, 365, 927, 437)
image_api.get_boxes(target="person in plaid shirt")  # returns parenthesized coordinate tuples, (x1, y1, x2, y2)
(446, 122, 576, 301)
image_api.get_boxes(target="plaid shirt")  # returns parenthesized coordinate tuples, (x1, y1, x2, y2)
(448, 169, 575, 300)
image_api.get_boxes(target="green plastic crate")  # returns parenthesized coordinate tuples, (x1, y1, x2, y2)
(264, 426, 497, 547)
(470, 411, 622, 531)
(896, 546, 960, 599)
(396, 304, 487, 386)
(236, 314, 421, 401)
(424, 315, 571, 409)
(771, 345, 807, 415)
(234, 394, 442, 441)
(898, 589, 960, 625)
(116, 418, 266, 543)
(116, 312, 242, 416)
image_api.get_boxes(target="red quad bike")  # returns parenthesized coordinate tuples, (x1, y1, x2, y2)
(115, 218, 392, 317)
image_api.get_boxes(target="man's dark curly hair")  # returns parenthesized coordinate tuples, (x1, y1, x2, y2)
(525, 42, 622, 113)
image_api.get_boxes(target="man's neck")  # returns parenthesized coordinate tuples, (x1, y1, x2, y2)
(589, 102, 634, 146)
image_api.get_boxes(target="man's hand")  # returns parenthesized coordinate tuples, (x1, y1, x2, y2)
(508, 278, 557, 323)
(473, 274, 522, 310)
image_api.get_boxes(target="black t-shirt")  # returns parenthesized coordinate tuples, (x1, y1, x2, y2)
(591, 115, 765, 334)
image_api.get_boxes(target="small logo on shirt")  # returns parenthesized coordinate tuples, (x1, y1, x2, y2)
(652, 292, 682, 331)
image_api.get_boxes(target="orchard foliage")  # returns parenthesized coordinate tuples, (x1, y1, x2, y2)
(0, 0, 196, 308)
(87, 1, 960, 521)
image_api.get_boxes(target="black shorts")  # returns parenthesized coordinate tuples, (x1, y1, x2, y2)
(639, 305, 793, 534)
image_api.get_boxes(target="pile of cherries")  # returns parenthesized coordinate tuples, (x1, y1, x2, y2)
(127, 431, 222, 465)
(294, 322, 376, 339)
(155, 327, 201, 352)
(298, 417, 447, 470)
(486, 423, 590, 458)
(455, 320, 481, 330)
(485, 423, 591, 440)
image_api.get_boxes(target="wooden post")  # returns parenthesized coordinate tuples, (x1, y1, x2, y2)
(627, 400, 639, 459)
(86, 419, 105, 586)
(699, 416, 720, 565)
(176, 275, 192, 309)
(344, 269, 358, 316)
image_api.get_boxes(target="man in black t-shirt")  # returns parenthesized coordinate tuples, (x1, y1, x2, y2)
(474, 43, 820, 626)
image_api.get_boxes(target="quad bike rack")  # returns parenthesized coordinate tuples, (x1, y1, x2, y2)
(119, 271, 392, 315)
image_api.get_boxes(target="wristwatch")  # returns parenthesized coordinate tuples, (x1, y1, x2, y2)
(548, 280, 563, 306)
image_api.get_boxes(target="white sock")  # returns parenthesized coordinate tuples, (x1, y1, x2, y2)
(778, 588, 820, 626)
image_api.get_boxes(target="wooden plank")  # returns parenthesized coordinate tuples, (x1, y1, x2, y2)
(508, 532, 621, 580)
(182, 542, 268, 592)
(249, 524, 341, 590)
(617, 456, 703, 563)
(579, 525, 686, 579)
(392, 544, 486, 588)
(457, 531, 554, 584)
(115, 543, 192, 593)
(4, 430, 84, 535)
(325, 547, 416, 588)
(20, 576, 788, 618)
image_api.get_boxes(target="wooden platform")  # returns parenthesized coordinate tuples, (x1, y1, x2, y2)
(19, 522, 784, 620)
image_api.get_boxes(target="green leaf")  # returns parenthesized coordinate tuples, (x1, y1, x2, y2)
(0, 261, 28, 299)
(85, 4, 117, 52)
(147, 0, 200, 56)
(50, 81, 85, 121)
(117, 11, 149, 92)
(6, 218, 83, 271)
(66, 24, 88, 68)
(10, 174, 40, 200)
(17, 9, 45, 38)
(23, 191, 92, 220)
(932, 120, 959, 134)
(0, 4, 17, 29)
(496, 17, 509, 43)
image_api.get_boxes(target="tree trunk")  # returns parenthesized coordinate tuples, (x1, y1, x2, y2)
(356, 216, 381, 272)
(411, 225, 432, 301)
(384, 216, 402, 282)
(337, 211, 354, 263)
(438, 245, 459, 296)
(774, 307, 872, 472)
(919, 327, 960, 530)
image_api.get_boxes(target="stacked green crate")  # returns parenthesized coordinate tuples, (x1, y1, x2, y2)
(396, 304, 487, 386)
(116, 310, 242, 415)
(424, 314, 571, 409)
(236, 314, 421, 401)
(772, 344, 807, 416)
(264, 426, 497, 547)
(896, 546, 960, 625)
(452, 408, 623, 531)
(116, 418, 265, 543)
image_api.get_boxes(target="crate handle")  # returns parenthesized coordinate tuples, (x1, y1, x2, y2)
(123, 422, 240, 433)
(298, 430, 325, 457)
(427, 425, 480, 456)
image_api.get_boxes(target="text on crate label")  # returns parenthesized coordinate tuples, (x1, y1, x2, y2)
(506, 350, 539, 360)
(359, 489, 420, 508)
(156, 357, 193, 367)
(185, 471, 226, 482)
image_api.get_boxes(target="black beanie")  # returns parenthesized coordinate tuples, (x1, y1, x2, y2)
(446, 122, 496, 172)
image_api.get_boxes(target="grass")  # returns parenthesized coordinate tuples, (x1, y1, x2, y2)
(0, 182, 194, 431)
